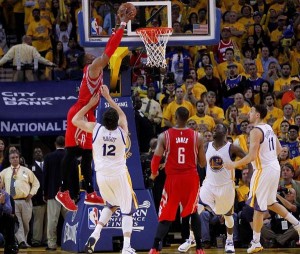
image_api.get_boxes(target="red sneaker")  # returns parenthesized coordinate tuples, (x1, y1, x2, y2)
(196, 248, 205, 254)
(149, 248, 160, 254)
(55, 191, 78, 211)
(84, 191, 105, 205)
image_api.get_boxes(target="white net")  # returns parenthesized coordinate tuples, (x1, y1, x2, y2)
(136, 27, 173, 68)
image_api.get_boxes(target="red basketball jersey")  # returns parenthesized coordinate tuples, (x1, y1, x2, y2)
(217, 40, 234, 63)
(77, 65, 103, 107)
(164, 128, 198, 175)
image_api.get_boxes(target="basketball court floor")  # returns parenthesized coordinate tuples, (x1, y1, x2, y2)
(0, 246, 299, 254)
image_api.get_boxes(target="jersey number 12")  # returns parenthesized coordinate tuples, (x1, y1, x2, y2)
(102, 144, 116, 156)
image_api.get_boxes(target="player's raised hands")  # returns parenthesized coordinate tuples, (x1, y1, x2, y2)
(100, 85, 110, 100)
(87, 92, 100, 108)
(117, 3, 137, 23)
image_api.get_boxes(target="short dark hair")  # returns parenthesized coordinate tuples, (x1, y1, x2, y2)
(253, 104, 267, 119)
(102, 108, 119, 130)
(175, 107, 189, 122)
(55, 136, 65, 147)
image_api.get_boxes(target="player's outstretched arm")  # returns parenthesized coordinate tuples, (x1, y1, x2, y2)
(72, 93, 99, 133)
(150, 133, 165, 180)
(197, 133, 206, 168)
(100, 85, 128, 133)
(88, 7, 136, 79)
(225, 128, 262, 170)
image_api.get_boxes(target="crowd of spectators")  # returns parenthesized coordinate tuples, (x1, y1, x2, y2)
(2, 0, 300, 251)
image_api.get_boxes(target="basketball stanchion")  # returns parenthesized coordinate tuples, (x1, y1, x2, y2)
(136, 27, 173, 68)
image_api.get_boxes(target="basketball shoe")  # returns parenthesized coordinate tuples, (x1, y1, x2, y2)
(84, 191, 105, 205)
(178, 238, 196, 252)
(55, 190, 77, 211)
(149, 248, 160, 254)
(225, 240, 235, 253)
(247, 240, 263, 254)
(85, 236, 97, 254)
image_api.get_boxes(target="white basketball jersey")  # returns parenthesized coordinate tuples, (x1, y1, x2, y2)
(205, 141, 234, 186)
(252, 124, 280, 171)
(92, 123, 127, 176)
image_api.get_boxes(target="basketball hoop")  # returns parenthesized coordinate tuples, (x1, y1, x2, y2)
(136, 27, 173, 68)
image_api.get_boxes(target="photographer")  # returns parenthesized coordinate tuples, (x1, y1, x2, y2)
(279, 163, 300, 206)
(261, 186, 300, 247)
(0, 176, 18, 254)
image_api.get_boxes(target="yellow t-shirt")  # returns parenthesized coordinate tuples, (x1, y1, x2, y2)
(26, 19, 52, 52)
(290, 99, 300, 116)
(188, 114, 216, 132)
(272, 117, 295, 136)
(181, 82, 207, 100)
(264, 107, 284, 126)
(163, 100, 195, 126)
(207, 106, 225, 122)
(217, 61, 245, 81)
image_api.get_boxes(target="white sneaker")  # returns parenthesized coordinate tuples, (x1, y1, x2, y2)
(122, 246, 136, 254)
(225, 240, 235, 253)
(178, 239, 196, 252)
(247, 240, 263, 254)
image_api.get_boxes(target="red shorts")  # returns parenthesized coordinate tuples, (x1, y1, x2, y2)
(158, 172, 200, 221)
(65, 102, 96, 149)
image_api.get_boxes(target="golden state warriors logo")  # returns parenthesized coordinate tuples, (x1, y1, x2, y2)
(209, 155, 224, 172)
(125, 133, 132, 159)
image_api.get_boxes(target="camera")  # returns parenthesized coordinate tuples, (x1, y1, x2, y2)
(277, 185, 289, 197)
(282, 38, 292, 47)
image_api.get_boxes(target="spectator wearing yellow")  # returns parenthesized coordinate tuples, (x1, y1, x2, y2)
(205, 91, 224, 124)
(290, 85, 300, 116)
(270, 15, 287, 49)
(221, 11, 246, 48)
(196, 53, 220, 80)
(181, 74, 207, 106)
(254, 80, 273, 105)
(26, 8, 52, 57)
(264, 93, 283, 127)
(233, 93, 251, 124)
(163, 87, 195, 127)
(278, 120, 291, 143)
(188, 100, 215, 133)
(217, 48, 245, 81)
(274, 63, 293, 108)
(27, 0, 55, 26)
(273, 104, 295, 136)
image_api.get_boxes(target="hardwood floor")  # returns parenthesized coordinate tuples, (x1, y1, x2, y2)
(1, 246, 300, 254)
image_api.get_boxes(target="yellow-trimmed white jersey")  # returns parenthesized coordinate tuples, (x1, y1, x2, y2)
(252, 124, 280, 171)
(92, 123, 127, 176)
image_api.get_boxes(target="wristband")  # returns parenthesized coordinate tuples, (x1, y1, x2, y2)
(151, 154, 162, 175)
(120, 22, 127, 27)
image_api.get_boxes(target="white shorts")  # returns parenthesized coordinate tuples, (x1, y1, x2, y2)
(96, 171, 138, 215)
(200, 181, 235, 215)
(248, 165, 280, 212)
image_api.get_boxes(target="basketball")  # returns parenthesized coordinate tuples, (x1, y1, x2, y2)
(118, 3, 137, 20)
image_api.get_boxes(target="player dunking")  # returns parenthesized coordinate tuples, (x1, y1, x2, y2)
(149, 107, 206, 254)
(225, 104, 300, 254)
(72, 85, 138, 254)
(200, 123, 248, 253)
(55, 6, 136, 211)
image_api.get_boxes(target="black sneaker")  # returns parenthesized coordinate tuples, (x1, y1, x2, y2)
(85, 237, 97, 254)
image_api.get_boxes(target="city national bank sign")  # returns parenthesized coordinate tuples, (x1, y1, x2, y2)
(0, 82, 78, 136)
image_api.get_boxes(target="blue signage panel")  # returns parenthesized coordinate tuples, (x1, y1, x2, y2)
(62, 190, 158, 252)
(0, 81, 79, 136)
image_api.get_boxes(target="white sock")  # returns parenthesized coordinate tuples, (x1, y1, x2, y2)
(285, 213, 299, 226)
(91, 207, 113, 239)
(253, 231, 260, 243)
(91, 224, 103, 239)
(123, 236, 130, 249)
(122, 215, 133, 248)
(189, 230, 194, 241)
(227, 233, 233, 242)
